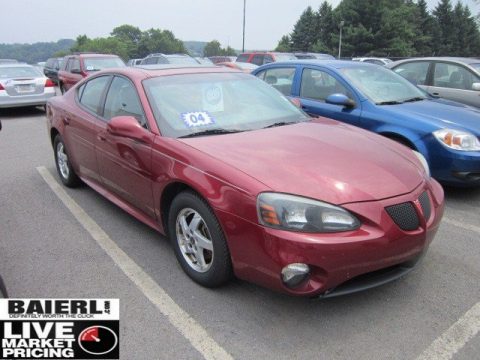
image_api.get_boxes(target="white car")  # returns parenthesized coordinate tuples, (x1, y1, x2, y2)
(352, 57, 392, 66)
(0, 64, 56, 109)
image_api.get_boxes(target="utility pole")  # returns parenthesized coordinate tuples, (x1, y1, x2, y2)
(242, 0, 246, 52)
(338, 20, 344, 59)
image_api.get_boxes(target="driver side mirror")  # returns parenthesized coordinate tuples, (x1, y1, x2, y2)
(326, 93, 356, 108)
(472, 83, 480, 91)
(107, 116, 151, 144)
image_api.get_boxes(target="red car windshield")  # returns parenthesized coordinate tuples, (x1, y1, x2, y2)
(143, 72, 307, 138)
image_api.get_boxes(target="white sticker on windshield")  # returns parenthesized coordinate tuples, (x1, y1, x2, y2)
(86, 65, 94, 71)
(181, 111, 215, 128)
(202, 84, 224, 112)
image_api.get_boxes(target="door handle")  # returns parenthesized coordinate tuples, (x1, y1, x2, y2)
(431, 92, 440, 96)
(63, 117, 70, 125)
(97, 133, 107, 141)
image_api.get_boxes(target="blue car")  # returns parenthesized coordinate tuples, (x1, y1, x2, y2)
(252, 60, 480, 186)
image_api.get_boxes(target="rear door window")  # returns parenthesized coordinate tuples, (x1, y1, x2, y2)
(251, 55, 264, 66)
(433, 62, 480, 90)
(78, 76, 111, 114)
(71, 59, 81, 72)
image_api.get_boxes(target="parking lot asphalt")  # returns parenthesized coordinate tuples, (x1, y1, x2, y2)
(0, 107, 479, 360)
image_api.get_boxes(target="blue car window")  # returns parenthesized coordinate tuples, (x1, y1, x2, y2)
(300, 68, 351, 101)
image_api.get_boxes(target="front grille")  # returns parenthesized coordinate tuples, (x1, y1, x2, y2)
(385, 202, 419, 231)
(418, 191, 431, 221)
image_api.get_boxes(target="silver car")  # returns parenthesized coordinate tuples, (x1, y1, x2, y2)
(387, 57, 480, 108)
(0, 64, 56, 108)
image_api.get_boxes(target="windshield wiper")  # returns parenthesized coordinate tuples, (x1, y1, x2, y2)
(178, 129, 245, 138)
(402, 97, 425, 103)
(263, 121, 296, 129)
(376, 100, 404, 105)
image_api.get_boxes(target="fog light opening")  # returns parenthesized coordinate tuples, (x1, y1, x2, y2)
(281, 263, 310, 288)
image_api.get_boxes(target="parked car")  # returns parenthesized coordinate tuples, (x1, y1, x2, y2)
(0, 64, 55, 109)
(46, 65, 443, 297)
(58, 53, 125, 93)
(387, 57, 480, 108)
(44, 57, 64, 84)
(0, 59, 18, 65)
(140, 53, 200, 66)
(216, 62, 258, 72)
(253, 60, 480, 186)
(209, 56, 237, 64)
(295, 52, 335, 60)
(236, 52, 296, 66)
(127, 58, 143, 67)
(353, 57, 392, 66)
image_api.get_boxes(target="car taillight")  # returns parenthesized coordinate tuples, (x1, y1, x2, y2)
(0, 83, 4, 90)
(45, 79, 55, 87)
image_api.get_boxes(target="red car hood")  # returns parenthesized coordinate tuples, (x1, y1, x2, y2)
(180, 120, 424, 204)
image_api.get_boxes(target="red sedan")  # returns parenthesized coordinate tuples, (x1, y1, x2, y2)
(46, 65, 444, 297)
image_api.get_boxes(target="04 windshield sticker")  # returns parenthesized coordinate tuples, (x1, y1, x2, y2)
(181, 111, 215, 128)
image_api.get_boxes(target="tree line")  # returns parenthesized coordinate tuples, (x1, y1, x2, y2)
(70, 25, 235, 60)
(0, 25, 235, 63)
(276, 0, 480, 58)
(0, 39, 74, 64)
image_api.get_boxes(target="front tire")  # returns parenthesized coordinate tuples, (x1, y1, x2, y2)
(168, 191, 233, 288)
(53, 134, 81, 187)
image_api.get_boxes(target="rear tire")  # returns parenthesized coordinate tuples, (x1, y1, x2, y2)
(168, 191, 233, 288)
(53, 134, 81, 187)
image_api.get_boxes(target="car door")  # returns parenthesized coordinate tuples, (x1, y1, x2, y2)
(94, 75, 155, 218)
(296, 67, 361, 125)
(64, 75, 112, 183)
(429, 61, 480, 107)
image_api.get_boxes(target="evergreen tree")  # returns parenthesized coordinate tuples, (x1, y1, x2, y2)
(275, 35, 292, 52)
(414, 0, 437, 56)
(433, 0, 456, 55)
(315, 1, 336, 53)
(290, 6, 318, 51)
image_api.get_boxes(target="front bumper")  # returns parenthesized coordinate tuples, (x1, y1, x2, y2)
(218, 179, 444, 297)
(417, 136, 480, 186)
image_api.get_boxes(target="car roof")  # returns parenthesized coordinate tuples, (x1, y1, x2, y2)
(66, 53, 120, 58)
(261, 59, 377, 70)
(390, 57, 480, 66)
(94, 64, 241, 80)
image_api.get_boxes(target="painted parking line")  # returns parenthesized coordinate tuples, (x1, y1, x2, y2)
(416, 216, 480, 360)
(416, 302, 480, 360)
(37, 166, 233, 360)
(443, 216, 480, 235)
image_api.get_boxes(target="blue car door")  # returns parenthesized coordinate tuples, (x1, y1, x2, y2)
(294, 66, 362, 125)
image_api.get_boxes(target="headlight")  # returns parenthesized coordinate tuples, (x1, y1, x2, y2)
(257, 193, 360, 233)
(412, 150, 430, 178)
(433, 129, 480, 151)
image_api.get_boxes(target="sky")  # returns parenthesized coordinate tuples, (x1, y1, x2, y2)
(1, 0, 479, 50)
